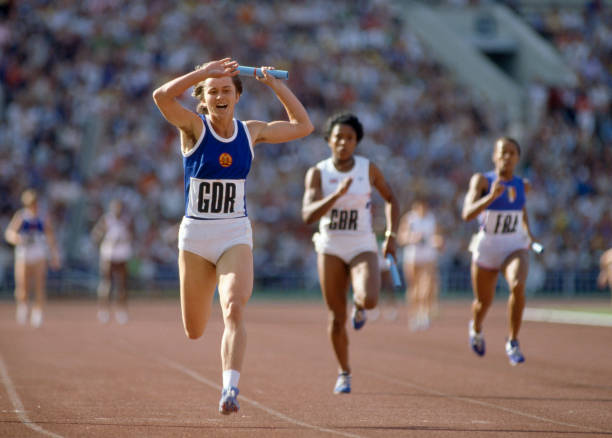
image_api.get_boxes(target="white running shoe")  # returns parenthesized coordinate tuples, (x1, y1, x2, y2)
(16, 303, 28, 325)
(115, 309, 129, 325)
(30, 308, 43, 328)
(97, 309, 110, 324)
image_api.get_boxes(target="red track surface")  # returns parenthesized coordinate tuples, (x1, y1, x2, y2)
(0, 298, 611, 437)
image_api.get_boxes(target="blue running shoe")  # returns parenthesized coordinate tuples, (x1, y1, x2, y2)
(351, 304, 366, 330)
(219, 386, 240, 415)
(334, 372, 351, 394)
(505, 339, 525, 366)
(469, 320, 485, 356)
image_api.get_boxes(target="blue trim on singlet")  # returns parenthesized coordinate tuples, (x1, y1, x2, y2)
(482, 171, 525, 211)
(19, 217, 44, 233)
(183, 115, 252, 219)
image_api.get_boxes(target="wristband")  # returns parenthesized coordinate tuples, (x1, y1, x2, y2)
(384, 230, 397, 238)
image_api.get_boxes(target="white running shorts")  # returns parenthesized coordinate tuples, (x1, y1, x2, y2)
(469, 231, 529, 270)
(313, 231, 378, 264)
(178, 216, 252, 264)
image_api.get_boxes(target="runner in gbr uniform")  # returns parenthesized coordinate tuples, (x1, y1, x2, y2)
(462, 137, 536, 366)
(302, 113, 399, 394)
(153, 58, 313, 414)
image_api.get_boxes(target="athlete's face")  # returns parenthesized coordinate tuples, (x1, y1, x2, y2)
(203, 77, 240, 117)
(492, 139, 519, 175)
(328, 123, 358, 162)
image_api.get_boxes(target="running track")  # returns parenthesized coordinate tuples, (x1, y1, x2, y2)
(0, 298, 611, 437)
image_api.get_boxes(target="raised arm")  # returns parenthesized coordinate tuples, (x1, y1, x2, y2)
(152, 58, 239, 149)
(370, 163, 399, 258)
(44, 216, 61, 270)
(301, 167, 352, 225)
(246, 68, 313, 145)
(461, 173, 503, 221)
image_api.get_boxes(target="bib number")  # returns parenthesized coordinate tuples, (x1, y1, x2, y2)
(197, 181, 236, 214)
(329, 209, 358, 230)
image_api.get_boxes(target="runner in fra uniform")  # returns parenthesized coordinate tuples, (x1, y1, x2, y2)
(153, 58, 313, 414)
(302, 112, 399, 393)
(461, 137, 537, 366)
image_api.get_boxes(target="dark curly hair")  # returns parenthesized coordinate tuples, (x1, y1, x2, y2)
(324, 112, 364, 143)
(496, 136, 521, 156)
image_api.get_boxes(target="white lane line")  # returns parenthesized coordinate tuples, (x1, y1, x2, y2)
(0, 354, 64, 438)
(159, 357, 364, 438)
(364, 369, 611, 434)
(524, 308, 612, 327)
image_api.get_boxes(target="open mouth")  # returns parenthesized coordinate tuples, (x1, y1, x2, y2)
(216, 104, 228, 109)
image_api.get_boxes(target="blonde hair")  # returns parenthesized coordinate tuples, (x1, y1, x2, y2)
(191, 64, 243, 115)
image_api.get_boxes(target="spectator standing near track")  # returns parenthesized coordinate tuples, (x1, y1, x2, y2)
(398, 198, 444, 331)
(462, 137, 537, 366)
(302, 112, 399, 393)
(4, 189, 61, 328)
(153, 57, 313, 414)
(92, 199, 133, 324)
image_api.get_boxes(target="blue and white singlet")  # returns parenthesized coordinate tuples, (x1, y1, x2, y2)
(183, 114, 254, 220)
(477, 171, 526, 237)
(16, 210, 48, 262)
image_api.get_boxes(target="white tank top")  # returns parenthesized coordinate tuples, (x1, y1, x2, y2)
(317, 156, 372, 236)
(100, 213, 132, 261)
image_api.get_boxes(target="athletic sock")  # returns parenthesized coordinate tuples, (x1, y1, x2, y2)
(223, 370, 240, 389)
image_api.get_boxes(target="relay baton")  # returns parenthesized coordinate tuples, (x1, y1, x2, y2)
(236, 66, 289, 80)
(386, 254, 403, 290)
(531, 242, 544, 254)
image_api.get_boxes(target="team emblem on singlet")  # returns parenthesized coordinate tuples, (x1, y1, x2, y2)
(507, 186, 516, 202)
(219, 153, 232, 168)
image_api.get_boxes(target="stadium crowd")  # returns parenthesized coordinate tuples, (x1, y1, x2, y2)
(0, 0, 610, 292)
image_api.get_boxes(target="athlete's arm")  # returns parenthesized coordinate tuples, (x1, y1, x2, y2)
(520, 179, 535, 243)
(152, 58, 238, 151)
(370, 163, 399, 257)
(44, 216, 61, 270)
(461, 173, 504, 221)
(4, 211, 23, 246)
(301, 167, 351, 225)
(246, 68, 313, 145)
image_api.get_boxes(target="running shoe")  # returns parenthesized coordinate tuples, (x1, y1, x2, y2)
(30, 308, 43, 328)
(505, 339, 525, 366)
(469, 320, 485, 356)
(219, 386, 240, 415)
(333, 372, 351, 394)
(351, 304, 366, 330)
(16, 303, 28, 325)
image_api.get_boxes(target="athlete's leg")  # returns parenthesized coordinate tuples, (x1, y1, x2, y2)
(216, 245, 253, 373)
(502, 249, 529, 340)
(470, 262, 498, 333)
(14, 259, 28, 324)
(97, 259, 112, 320)
(350, 251, 380, 310)
(112, 262, 129, 323)
(318, 253, 351, 373)
(403, 260, 416, 322)
(178, 249, 218, 339)
(30, 260, 46, 327)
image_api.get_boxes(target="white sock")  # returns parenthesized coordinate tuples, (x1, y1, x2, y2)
(222, 370, 240, 389)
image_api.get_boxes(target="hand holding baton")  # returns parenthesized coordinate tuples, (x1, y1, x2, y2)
(531, 242, 544, 254)
(386, 254, 403, 290)
(236, 66, 289, 80)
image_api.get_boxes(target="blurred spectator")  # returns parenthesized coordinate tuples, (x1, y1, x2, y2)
(0, 0, 610, 293)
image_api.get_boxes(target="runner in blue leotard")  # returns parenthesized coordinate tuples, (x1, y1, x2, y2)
(462, 137, 537, 366)
(153, 58, 313, 414)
